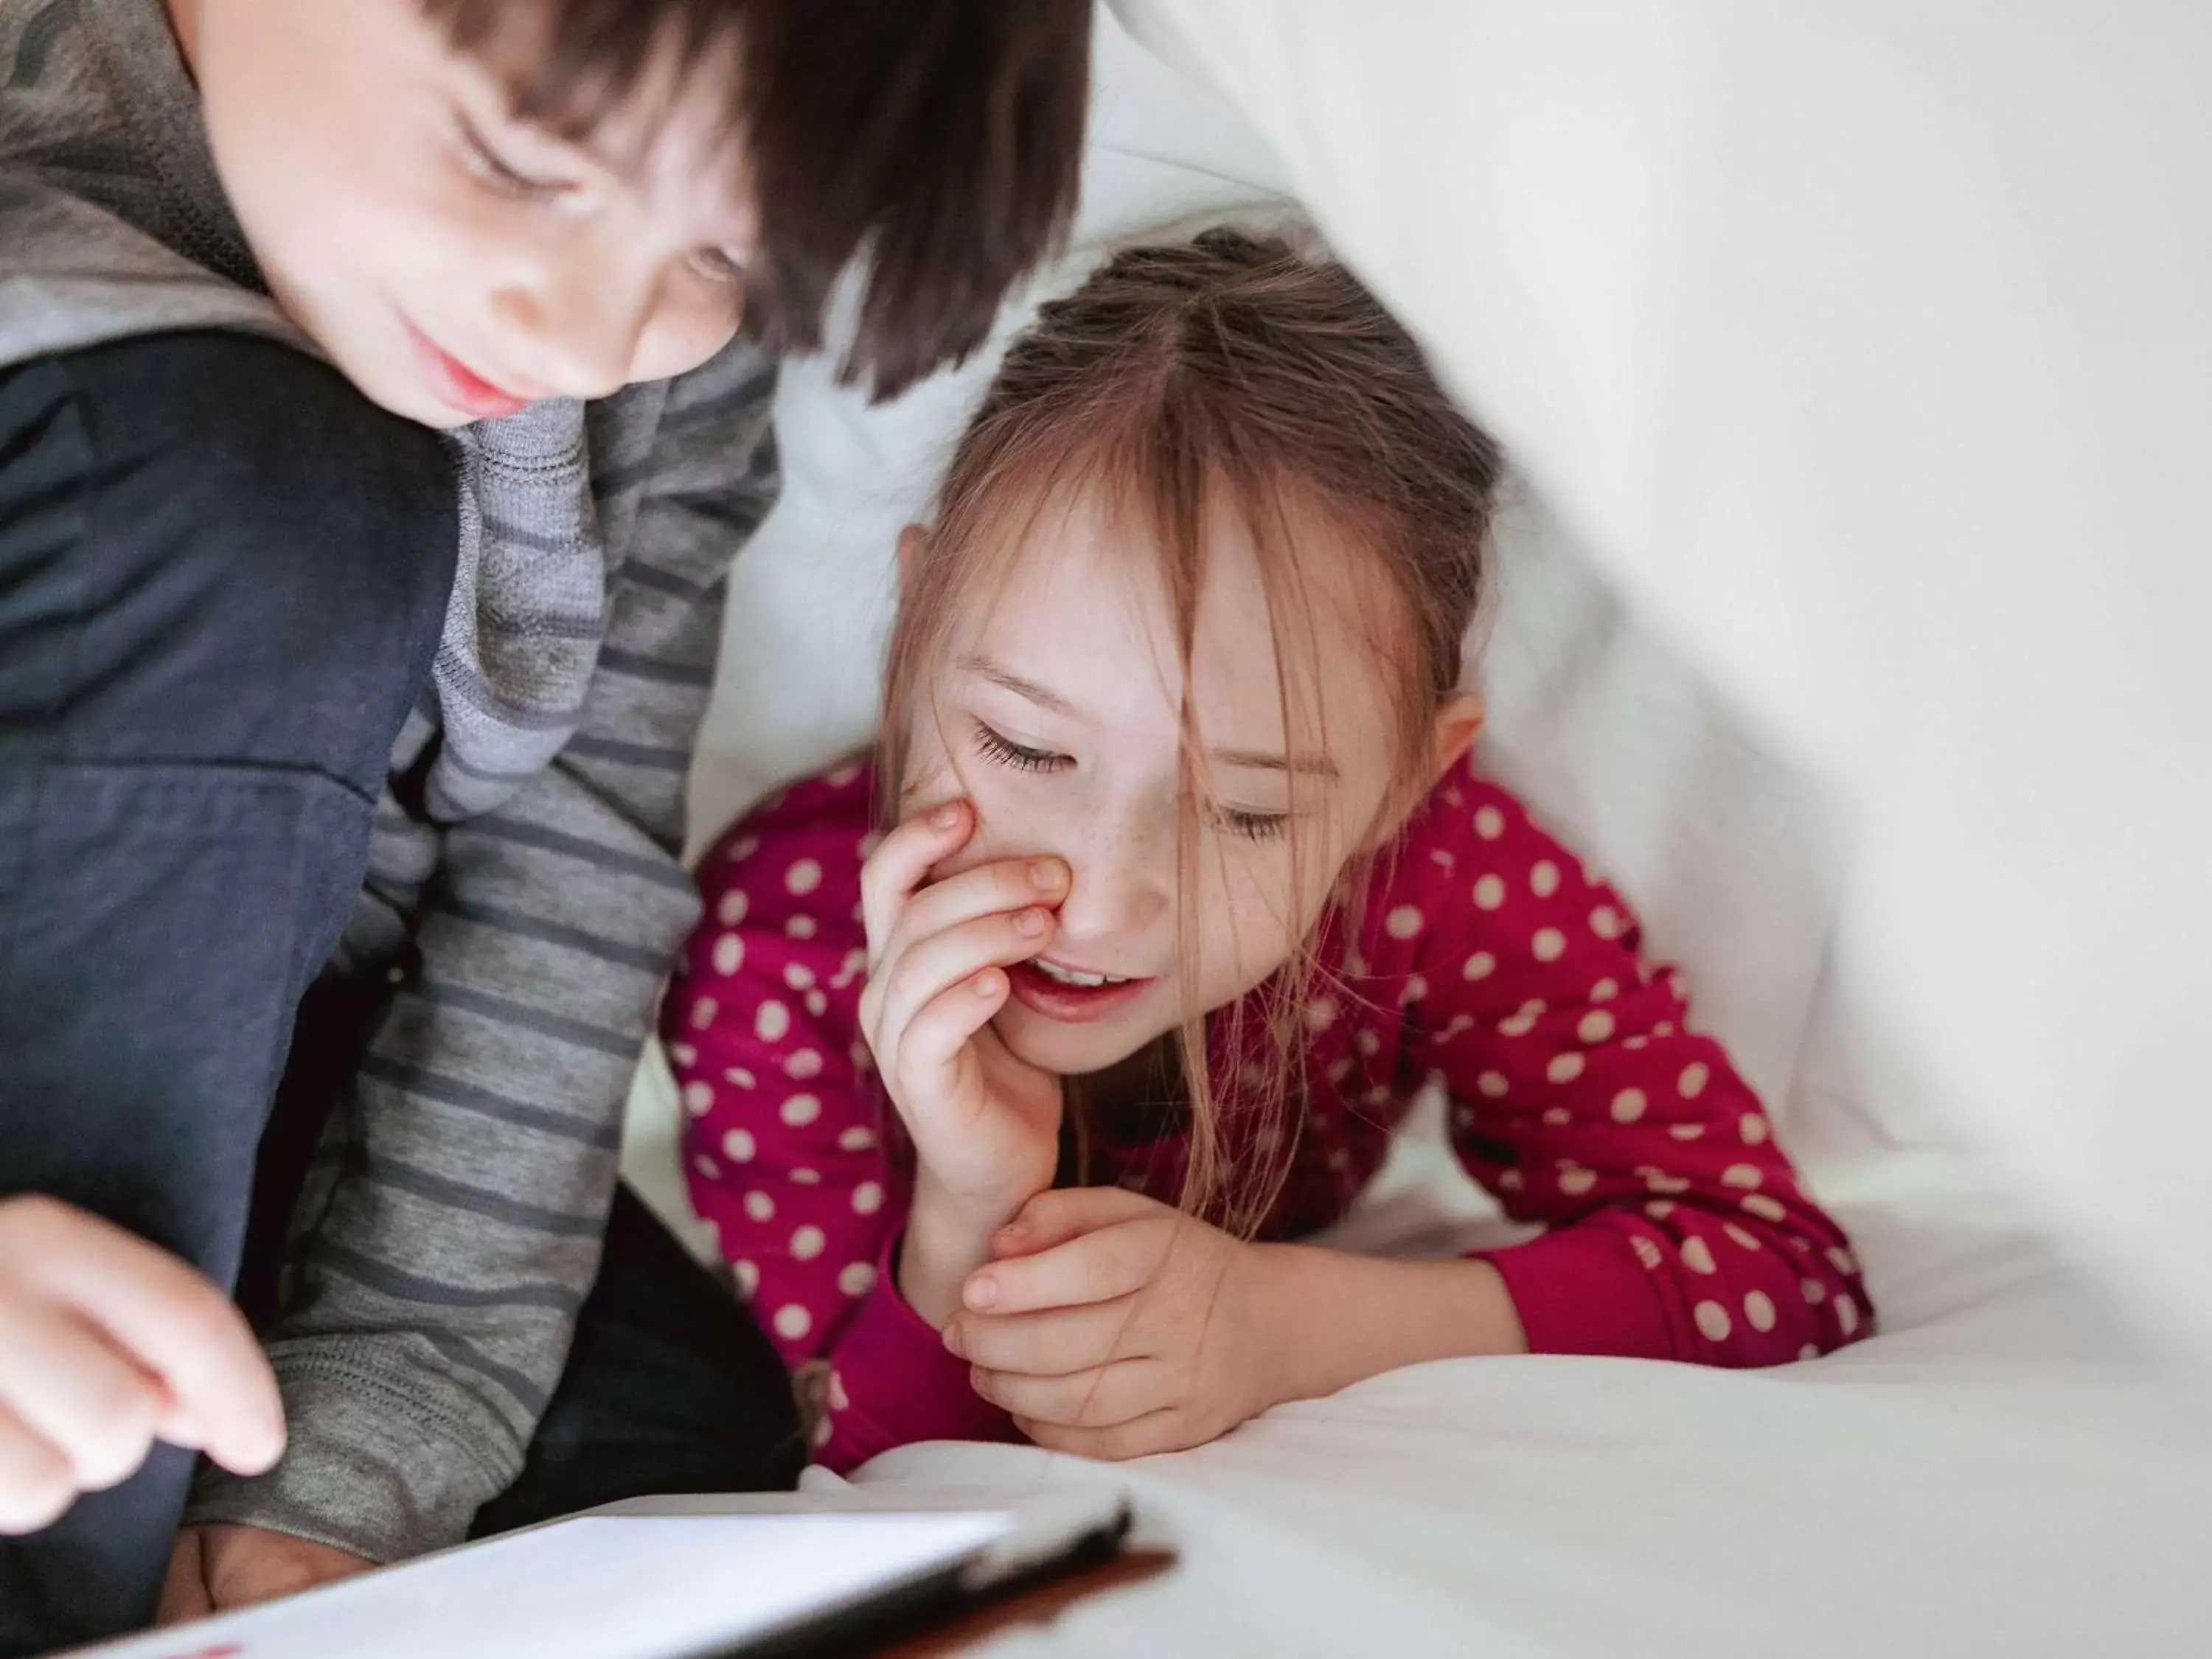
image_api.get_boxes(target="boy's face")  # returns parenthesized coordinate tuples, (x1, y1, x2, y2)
(177, 0, 758, 427)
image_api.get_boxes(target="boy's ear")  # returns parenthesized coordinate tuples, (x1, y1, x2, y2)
(895, 524, 927, 591)
(1428, 693, 1485, 786)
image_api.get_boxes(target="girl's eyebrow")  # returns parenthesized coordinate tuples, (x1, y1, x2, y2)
(958, 654, 1083, 717)
(1214, 746, 1340, 779)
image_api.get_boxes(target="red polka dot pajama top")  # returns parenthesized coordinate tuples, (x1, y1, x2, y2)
(662, 754, 1872, 1472)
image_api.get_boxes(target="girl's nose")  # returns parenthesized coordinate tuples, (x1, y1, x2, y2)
(1053, 829, 1170, 946)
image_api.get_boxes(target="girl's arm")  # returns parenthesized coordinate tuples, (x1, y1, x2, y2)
(666, 772, 1018, 1472)
(1395, 768, 1871, 1366)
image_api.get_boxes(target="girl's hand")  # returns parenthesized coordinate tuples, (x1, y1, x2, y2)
(942, 1187, 1295, 1460)
(859, 800, 1068, 1321)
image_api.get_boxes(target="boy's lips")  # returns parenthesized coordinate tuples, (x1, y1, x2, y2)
(1006, 959, 1153, 1024)
(400, 315, 534, 420)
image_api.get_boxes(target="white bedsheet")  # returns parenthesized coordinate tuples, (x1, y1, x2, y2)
(833, 1154, 2212, 1656)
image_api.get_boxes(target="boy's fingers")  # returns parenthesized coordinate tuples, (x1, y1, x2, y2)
(860, 801, 971, 959)
(971, 1359, 1167, 1430)
(944, 1297, 1136, 1375)
(964, 1220, 1163, 1315)
(157, 1527, 215, 1626)
(993, 1186, 1163, 1258)
(874, 907, 1055, 1047)
(5, 1200, 283, 1475)
(0, 1401, 74, 1535)
(0, 1295, 165, 1492)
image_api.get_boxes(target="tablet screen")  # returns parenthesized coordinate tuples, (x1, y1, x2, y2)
(89, 1511, 1022, 1659)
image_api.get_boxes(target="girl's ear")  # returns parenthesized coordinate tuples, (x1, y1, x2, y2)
(896, 524, 928, 591)
(1427, 692, 1485, 786)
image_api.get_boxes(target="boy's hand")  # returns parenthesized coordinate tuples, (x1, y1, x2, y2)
(859, 800, 1068, 1322)
(159, 1523, 372, 1622)
(0, 1196, 283, 1534)
(942, 1187, 1295, 1460)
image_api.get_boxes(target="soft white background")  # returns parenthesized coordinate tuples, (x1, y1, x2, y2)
(613, 6, 2212, 1652)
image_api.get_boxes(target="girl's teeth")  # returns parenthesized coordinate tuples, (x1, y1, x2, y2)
(1035, 961, 1125, 988)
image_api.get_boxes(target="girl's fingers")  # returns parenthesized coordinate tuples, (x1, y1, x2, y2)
(896, 967, 1015, 1092)
(0, 1400, 73, 1534)
(944, 1296, 1143, 1375)
(1015, 1408, 1188, 1463)
(963, 1219, 1166, 1315)
(859, 801, 972, 961)
(874, 906, 1056, 1051)
(972, 1359, 1171, 1430)
(992, 1186, 1166, 1259)
(884, 856, 1068, 970)
(0, 1295, 164, 1492)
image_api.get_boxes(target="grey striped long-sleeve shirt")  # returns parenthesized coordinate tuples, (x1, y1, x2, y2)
(1, 0, 777, 1559)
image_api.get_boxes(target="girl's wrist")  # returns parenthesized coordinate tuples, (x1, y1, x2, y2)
(1253, 1245, 1528, 1404)
(898, 1179, 1027, 1329)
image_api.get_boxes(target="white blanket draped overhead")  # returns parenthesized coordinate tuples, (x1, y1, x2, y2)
(630, 10, 2212, 1653)
(1115, 0, 2212, 1349)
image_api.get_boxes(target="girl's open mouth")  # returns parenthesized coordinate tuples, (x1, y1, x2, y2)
(1006, 958, 1152, 1023)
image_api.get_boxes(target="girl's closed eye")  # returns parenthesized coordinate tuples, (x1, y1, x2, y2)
(973, 720, 1071, 775)
(1212, 804, 1290, 844)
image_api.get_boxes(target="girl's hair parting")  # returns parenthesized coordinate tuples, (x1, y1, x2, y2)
(883, 226, 1506, 1232)
(420, 0, 1092, 400)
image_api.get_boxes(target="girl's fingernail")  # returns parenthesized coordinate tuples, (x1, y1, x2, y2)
(966, 1276, 999, 1310)
(932, 802, 962, 830)
(942, 1324, 963, 1356)
(973, 970, 1003, 998)
(1030, 859, 1065, 891)
(1015, 908, 1048, 937)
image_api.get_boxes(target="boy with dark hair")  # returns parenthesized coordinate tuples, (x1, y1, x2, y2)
(0, 1, 1091, 1649)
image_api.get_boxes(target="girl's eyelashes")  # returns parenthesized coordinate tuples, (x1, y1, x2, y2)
(968, 719, 1287, 841)
(1213, 804, 1290, 843)
(456, 113, 569, 202)
(972, 721, 1070, 774)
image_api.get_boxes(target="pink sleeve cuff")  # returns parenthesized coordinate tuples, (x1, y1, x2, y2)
(1477, 1225, 1680, 1361)
(816, 1230, 1018, 1472)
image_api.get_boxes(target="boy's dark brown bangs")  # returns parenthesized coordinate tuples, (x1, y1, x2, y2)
(420, 0, 1091, 401)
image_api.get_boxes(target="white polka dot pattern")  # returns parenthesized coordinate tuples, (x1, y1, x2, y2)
(667, 755, 1871, 1467)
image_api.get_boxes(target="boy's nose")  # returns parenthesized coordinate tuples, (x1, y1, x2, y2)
(490, 262, 658, 403)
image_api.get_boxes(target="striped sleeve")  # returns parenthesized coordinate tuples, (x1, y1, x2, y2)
(184, 339, 780, 1563)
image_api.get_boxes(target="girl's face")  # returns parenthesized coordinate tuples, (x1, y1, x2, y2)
(900, 488, 1464, 1080)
